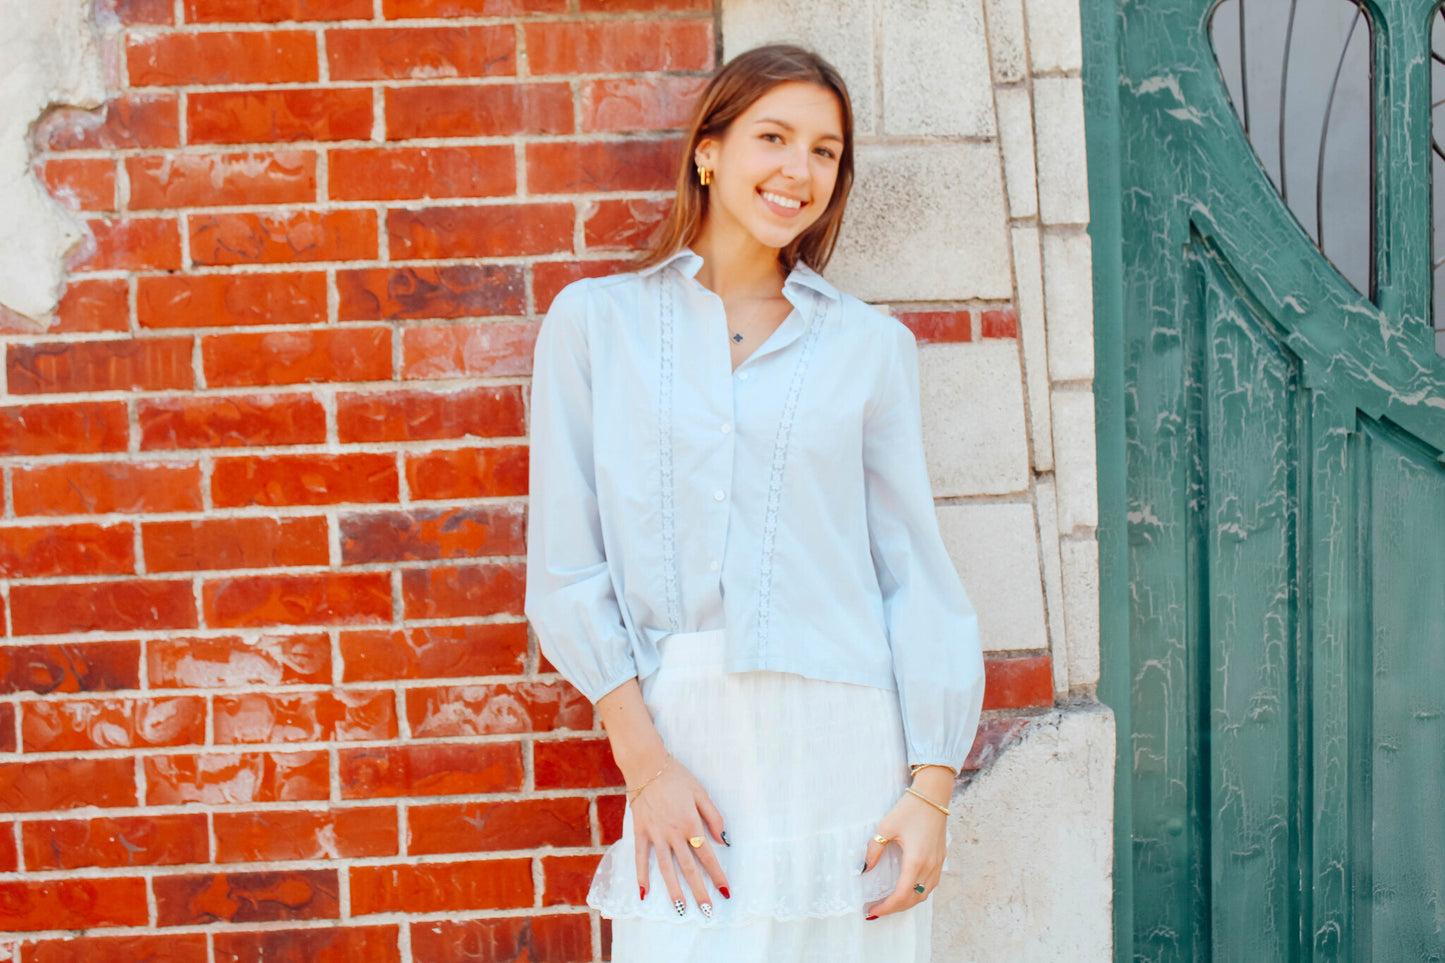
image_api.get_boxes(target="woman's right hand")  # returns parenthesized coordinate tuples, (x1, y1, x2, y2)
(628, 755, 731, 916)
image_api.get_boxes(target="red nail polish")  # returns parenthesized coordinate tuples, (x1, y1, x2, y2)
(639, 885, 647, 901)
(865, 915, 879, 921)
(719, 886, 730, 899)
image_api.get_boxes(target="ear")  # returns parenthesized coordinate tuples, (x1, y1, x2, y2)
(693, 136, 718, 171)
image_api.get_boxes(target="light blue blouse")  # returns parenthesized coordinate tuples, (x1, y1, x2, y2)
(524, 248, 985, 770)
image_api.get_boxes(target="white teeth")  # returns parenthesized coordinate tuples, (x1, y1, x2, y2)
(761, 191, 802, 210)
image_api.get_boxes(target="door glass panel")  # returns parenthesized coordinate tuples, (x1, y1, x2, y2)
(1431, 8, 1445, 355)
(1209, 0, 1373, 300)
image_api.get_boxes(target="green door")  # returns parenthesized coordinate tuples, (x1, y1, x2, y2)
(1089, 0, 1445, 959)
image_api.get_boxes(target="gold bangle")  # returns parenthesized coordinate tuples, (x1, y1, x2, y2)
(909, 763, 958, 778)
(905, 786, 950, 816)
(626, 757, 671, 802)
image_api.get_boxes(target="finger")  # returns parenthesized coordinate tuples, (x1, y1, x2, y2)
(690, 833, 731, 899)
(695, 791, 728, 847)
(634, 831, 651, 902)
(675, 837, 717, 918)
(867, 860, 926, 919)
(654, 843, 687, 917)
(862, 830, 892, 874)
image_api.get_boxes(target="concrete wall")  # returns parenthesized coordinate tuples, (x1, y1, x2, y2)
(721, 1, 1113, 957)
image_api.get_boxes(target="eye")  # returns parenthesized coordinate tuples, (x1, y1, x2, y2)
(814, 146, 837, 159)
(760, 132, 783, 143)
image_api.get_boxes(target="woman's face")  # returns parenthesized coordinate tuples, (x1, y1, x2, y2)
(694, 81, 845, 254)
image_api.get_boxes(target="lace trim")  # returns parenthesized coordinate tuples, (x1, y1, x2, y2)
(755, 297, 830, 651)
(657, 273, 682, 633)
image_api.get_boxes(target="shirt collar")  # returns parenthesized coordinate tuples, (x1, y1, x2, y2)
(639, 247, 841, 303)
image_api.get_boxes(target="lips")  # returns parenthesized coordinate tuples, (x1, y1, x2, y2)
(759, 189, 805, 215)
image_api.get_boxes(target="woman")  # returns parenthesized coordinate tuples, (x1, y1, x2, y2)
(525, 44, 985, 962)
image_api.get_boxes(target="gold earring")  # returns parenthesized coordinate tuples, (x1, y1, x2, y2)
(697, 165, 712, 186)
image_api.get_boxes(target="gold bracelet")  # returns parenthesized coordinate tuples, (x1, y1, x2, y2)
(625, 757, 671, 802)
(905, 786, 950, 815)
(909, 763, 958, 778)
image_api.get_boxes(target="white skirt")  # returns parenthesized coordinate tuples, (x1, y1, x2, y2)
(590, 629, 932, 963)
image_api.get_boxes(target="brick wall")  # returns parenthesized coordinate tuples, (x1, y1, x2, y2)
(2, 1, 1052, 960)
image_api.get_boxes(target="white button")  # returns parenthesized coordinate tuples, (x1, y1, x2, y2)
(737, 371, 749, 381)
(713, 490, 726, 502)
(710, 560, 720, 572)
(721, 423, 732, 434)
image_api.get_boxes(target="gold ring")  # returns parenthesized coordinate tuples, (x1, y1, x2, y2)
(873, 834, 891, 844)
(688, 836, 704, 849)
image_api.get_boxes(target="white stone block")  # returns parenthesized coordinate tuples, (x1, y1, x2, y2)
(1024, 0, 1084, 73)
(1041, 227, 1094, 383)
(1032, 76, 1091, 226)
(1012, 225, 1053, 470)
(994, 86, 1037, 219)
(918, 341, 1031, 497)
(827, 143, 1012, 302)
(720, 0, 878, 135)
(1050, 388, 1098, 532)
(983, 0, 1028, 84)
(1034, 476, 1069, 692)
(936, 502, 1048, 652)
(1061, 536, 1100, 688)
(934, 707, 1115, 961)
(880, 0, 994, 137)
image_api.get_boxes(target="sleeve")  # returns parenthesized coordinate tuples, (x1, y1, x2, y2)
(523, 281, 639, 703)
(862, 321, 986, 771)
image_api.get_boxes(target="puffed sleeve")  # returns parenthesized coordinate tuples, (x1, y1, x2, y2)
(863, 321, 986, 770)
(524, 280, 639, 703)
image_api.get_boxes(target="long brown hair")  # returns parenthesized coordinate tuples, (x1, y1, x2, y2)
(635, 44, 855, 274)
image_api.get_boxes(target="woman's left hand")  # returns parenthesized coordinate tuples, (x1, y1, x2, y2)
(860, 774, 951, 918)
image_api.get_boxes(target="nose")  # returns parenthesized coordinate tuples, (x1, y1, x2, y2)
(781, 144, 809, 180)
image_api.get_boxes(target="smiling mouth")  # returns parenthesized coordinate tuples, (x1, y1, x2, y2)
(759, 190, 804, 210)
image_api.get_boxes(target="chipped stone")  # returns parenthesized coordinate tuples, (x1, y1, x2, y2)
(1032, 75, 1091, 226)
(1050, 388, 1099, 532)
(919, 341, 1031, 497)
(880, 0, 994, 137)
(937, 501, 1049, 652)
(1042, 227, 1094, 382)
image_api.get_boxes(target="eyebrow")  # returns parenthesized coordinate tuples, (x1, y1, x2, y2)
(753, 117, 844, 143)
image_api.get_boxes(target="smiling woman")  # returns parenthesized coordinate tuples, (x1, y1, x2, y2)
(524, 44, 984, 963)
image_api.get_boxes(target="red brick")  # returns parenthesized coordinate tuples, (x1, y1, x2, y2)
(338, 265, 523, 321)
(964, 716, 1030, 771)
(14, 461, 201, 516)
(202, 326, 392, 387)
(326, 25, 515, 81)
(385, 83, 572, 140)
(191, 209, 377, 265)
(22, 695, 204, 751)
(215, 807, 397, 862)
(22, 813, 208, 870)
(144, 516, 329, 571)
(8, 337, 193, 394)
(215, 689, 397, 743)
(341, 504, 524, 564)
(0, 641, 140, 694)
(340, 742, 523, 799)
(352, 859, 531, 916)
(148, 632, 331, 687)
(36, 93, 180, 150)
(0, 402, 127, 456)
(581, 0, 708, 7)
(526, 19, 712, 74)
(535, 737, 623, 790)
(204, 572, 392, 628)
(145, 751, 329, 804)
(26, 934, 208, 963)
(139, 393, 327, 449)
(138, 271, 327, 328)
(0, 522, 133, 577)
(71, 217, 182, 272)
(896, 309, 972, 344)
(981, 307, 1019, 338)
(212, 452, 399, 506)
(0, 704, 13, 753)
(0, 758, 136, 812)
(329, 145, 515, 201)
(527, 138, 682, 194)
(189, 88, 373, 145)
(384, 0, 564, 15)
(128, 150, 317, 209)
(185, 0, 372, 22)
(408, 681, 590, 738)
(388, 204, 572, 261)
(543, 853, 600, 906)
(0, 877, 147, 932)
(101, 0, 178, 24)
(584, 197, 669, 251)
(154, 869, 339, 925)
(127, 31, 318, 86)
(215, 925, 401, 963)
(338, 385, 525, 442)
(411, 915, 591, 963)
(405, 445, 529, 500)
(42, 279, 130, 334)
(982, 655, 1053, 710)
(38, 157, 116, 210)
(584, 76, 707, 132)
(400, 322, 538, 379)
(11, 579, 195, 636)
(408, 798, 589, 854)
(402, 562, 525, 619)
(533, 259, 631, 312)
(597, 793, 625, 843)
(340, 623, 527, 681)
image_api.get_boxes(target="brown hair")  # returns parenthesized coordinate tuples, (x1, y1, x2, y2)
(635, 44, 855, 274)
